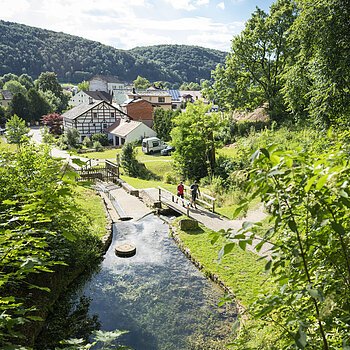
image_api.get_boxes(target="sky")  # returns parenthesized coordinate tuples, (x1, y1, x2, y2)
(0, 0, 275, 52)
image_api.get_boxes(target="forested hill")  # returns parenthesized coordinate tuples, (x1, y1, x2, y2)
(0, 20, 227, 84)
(130, 45, 227, 84)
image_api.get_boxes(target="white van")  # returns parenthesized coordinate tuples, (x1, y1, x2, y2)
(142, 137, 166, 154)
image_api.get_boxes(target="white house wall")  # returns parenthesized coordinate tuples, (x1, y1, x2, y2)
(125, 124, 157, 143)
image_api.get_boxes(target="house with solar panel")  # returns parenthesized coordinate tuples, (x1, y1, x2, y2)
(127, 89, 172, 110)
(167, 90, 206, 109)
(62, 100, 129, 142)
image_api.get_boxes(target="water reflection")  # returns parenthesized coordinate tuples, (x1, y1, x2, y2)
(37, 215, 236, 350)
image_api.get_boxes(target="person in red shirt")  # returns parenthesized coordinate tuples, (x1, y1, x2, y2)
(176, 181, 185, 204)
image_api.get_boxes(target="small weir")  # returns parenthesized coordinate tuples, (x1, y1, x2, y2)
(36, 215, 237, 349)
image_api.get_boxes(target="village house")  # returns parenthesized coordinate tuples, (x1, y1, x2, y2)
(127, 89, 172, 111)
(167, 90, 206, 109)
(107, 119, 156, 147)
(69, 90, 113, 107)
(89, 75, 125, 94)
(121, 98, 154, 128)
(62, 100, 129, 142)
(0, 90, 13, 108)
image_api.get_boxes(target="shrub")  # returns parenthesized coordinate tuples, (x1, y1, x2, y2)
(163, 171, 178, 184)
(83, 136, 92, 148)
(92, 140, 103, 151)
(91, 133, 109, 146)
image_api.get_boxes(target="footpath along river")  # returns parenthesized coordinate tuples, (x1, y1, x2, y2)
(35, 214, 237, 349)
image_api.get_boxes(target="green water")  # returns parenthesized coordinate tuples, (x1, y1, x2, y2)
(36, 215, 236, 349)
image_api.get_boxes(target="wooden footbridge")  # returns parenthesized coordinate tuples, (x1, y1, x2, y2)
(157, 186, 216, 217)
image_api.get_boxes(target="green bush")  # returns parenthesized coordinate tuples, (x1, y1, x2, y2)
(82, 136, 92, 148)
(91, 133, 109, 146)
(92, 140, 103, 151)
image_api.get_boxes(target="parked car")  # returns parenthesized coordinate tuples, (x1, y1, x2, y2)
(142, 137, 167, 154)
(161, 145, 175, 156)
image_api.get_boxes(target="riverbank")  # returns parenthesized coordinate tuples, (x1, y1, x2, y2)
(170, 216, 280, 348)
(21, 185, 111, 347)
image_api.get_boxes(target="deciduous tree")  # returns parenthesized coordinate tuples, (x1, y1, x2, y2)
(5, 114, 30, 145)
(171, 102, 221, 180)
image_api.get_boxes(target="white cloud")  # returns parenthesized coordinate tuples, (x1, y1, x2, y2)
(163, 0, 209, 11)
(0, 0, 244, 51)
(217, 2, 225, 10)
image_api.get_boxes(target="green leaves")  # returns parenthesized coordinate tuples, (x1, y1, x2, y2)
(238, 142, 350, 348)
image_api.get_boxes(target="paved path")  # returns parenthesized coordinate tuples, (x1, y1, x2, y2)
(29, 127, 99, 169)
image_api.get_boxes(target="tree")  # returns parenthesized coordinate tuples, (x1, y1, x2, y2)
(27, 88, 51, 121)
(35, 71, 62, 96)
(77, 80, 89, 91)
(211, 0, 297, 120)
(283, 0, 350, 127)
(35, 72, 69, 112)
(120, 142, 152, 179)
(153, 109, 179, 141)
(171, 102, 221, 180)
(5, 114, 30, 145)
(18, 73, 34, 90)
(41, 113, 63, 135)
(3, 80, 27, 95)
(179, 82, 201, 91)
(9, 93, 30, 121)
(0, 144, 104, 346)
(133, 75, 151, 89)
(61, 128, 80, 149)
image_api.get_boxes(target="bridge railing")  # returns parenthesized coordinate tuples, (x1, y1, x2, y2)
(158, 186, 216, 213)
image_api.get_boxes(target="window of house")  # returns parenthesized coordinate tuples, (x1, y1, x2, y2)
(93, 112, 98, 121)
(111, 112, 115, 118)
(103, 124, 107, 129)
(158, 97, 165, 103)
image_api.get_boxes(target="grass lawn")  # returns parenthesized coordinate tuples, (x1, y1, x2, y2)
(80, 148, 122, 160)
(73, 185, 108, 239)
(174, 218, 273, 307)
(0, 137, 17, 152)
(174, 218, 280, 348)
(120, 174, 176, 192)
(82, 146, 174, 176)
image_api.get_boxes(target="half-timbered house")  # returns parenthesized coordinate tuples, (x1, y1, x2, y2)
(62, 100, 129, 142)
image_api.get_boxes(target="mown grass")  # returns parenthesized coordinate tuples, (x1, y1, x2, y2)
(173, 218, 280, 348)
(120, 174, 176, 192)
(73, 185, 108, 239)
(174, 218, 273, 307)
(0, 137, 17, 152)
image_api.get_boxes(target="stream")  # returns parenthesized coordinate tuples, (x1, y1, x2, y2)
(35, 215, 236, 349)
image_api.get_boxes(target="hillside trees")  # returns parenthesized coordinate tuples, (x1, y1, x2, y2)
(211, 0, 297, 120)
